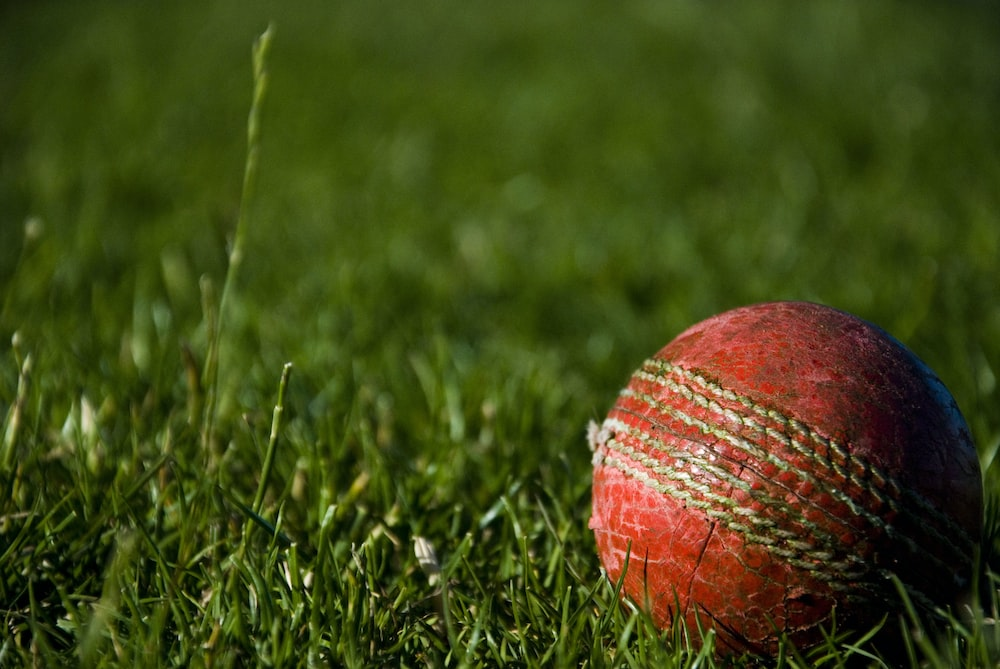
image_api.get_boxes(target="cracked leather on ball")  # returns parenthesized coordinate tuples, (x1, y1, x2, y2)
(589, 301, 982, 656)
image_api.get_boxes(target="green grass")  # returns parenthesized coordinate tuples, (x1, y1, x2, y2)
(2, 1, 1000, 666)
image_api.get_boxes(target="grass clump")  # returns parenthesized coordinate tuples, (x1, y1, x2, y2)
(2, 1, 1000, 667)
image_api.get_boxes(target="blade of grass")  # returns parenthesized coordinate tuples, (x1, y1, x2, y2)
(253, 361, 292, 518)
(200, 22, 275, 454)
(1, 342, 31, 473)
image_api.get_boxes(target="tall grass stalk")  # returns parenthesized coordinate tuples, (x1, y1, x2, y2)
(200, 23, 275, 454)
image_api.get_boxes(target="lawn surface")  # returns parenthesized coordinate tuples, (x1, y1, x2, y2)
(2, 1, 1000, 666)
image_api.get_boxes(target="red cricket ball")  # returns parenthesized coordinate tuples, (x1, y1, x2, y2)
(589, 301, 982, 656)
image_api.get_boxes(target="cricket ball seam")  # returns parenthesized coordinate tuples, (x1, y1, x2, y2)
(595, 432, 944, 611)
(641, 358, 975, 557)
(594, 357, 974, 611)
(636, 358, 975, 564)
(600, 417, 864, 575)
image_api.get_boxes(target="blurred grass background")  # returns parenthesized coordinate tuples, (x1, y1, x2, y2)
(2, 0, 1000, 665)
